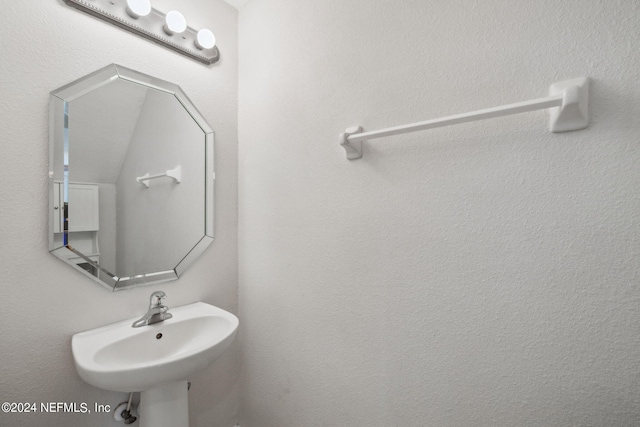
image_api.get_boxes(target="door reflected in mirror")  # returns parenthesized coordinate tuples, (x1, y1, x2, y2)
(49, 64, 214, 291)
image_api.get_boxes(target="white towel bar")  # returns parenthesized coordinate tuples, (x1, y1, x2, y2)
(137, 166, 182, 188)
(340, 77, 589, 160)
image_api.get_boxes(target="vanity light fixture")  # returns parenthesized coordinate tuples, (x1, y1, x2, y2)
(64, 0, 220, 65)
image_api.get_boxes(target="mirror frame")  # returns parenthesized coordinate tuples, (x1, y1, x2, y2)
(48, 64, 215, 291)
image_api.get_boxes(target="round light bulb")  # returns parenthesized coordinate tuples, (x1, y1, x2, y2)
(195, 29, 216, 50)
(126, 0, 151, 18)
(163, 10, 187, 35)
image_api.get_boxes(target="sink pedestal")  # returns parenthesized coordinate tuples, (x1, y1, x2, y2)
(139, 380, 189, 427)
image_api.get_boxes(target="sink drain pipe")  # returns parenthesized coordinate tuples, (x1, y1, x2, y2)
(114, 393, 137, 424)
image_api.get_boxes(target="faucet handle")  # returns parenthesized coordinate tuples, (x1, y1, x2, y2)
(149, 291, 167, 307)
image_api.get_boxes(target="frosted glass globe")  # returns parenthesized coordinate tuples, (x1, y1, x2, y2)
(164, 10, 187, 35)
(195, 29, 216, 50)
(126, 0, 151, 18)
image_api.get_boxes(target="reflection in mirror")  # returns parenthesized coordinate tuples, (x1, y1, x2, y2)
(49, 64, 214, 291)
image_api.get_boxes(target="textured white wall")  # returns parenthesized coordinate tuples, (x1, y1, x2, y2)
(238, 0, 640, 426)
(0, 1, 239, 426)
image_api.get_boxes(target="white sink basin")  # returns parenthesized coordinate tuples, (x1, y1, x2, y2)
(71, 302, 238, 393)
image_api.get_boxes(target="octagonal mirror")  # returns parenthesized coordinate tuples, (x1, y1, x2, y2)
(49, 64, 214, 291)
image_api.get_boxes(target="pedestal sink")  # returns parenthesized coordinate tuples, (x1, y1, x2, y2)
(71, 302, 238, 426)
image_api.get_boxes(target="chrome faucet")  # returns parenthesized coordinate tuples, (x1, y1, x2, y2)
(132, 291, 173, 328)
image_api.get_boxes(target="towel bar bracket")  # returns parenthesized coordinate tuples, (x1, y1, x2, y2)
(549, 77, 589, 132)
(339, 126, 364, 160)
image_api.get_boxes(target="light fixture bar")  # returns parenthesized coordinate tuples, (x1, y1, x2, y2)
(64, 0, 220, 65)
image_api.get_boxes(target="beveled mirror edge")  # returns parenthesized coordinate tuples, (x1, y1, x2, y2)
(48, 98, 59, 253)
(50, 247, 116, 291)
(173, 235, 214, 280)
(114, 64, 180, 95)
(112, 270, 179, 291)
(206, 133, 215, 237)
(48, 64, 215, 292)
(50, 65, 120, 102)
(174, 86, 214, 134)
